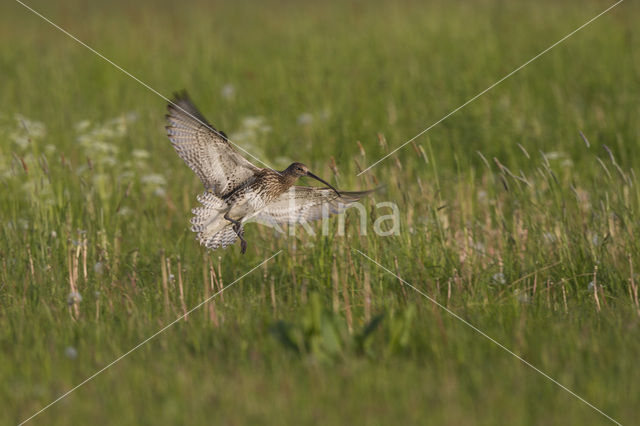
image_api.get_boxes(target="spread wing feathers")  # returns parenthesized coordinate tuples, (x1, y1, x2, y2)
(190, 192, 238, 249)
(253, 186, 375, 225)
(166, 92, 260, 196)
(200, 225, 238, 250)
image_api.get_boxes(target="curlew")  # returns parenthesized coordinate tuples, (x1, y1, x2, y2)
(165, 92, 374, 254)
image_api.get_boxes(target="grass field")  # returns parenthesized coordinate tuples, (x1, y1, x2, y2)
(1, 0, 639, 424)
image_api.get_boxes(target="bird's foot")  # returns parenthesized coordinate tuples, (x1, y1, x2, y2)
(230, 220, 247, 254)
(236, 228, 248, 254)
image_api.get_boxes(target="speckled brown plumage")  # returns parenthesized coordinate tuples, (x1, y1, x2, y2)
(166, 92, 374, 254)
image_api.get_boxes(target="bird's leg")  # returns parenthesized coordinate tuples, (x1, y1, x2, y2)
(224, 212, 248, 254)
(238, 227, 247, 254)
(223, 211, 242, 228)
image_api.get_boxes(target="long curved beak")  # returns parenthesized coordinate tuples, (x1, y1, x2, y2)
(307, 172, 341, 196)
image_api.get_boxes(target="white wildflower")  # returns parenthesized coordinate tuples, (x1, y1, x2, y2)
(10, 133, 30, 150)
(297, 113, 313, 125)
(92, 173, 110, 188)
(492, 272, 506, 285)
(120, 170, 135, 181)
(94, 262, 105, 275)
(544, 151, 563, 160)
(242, 116, 265, 130)
(473, 241, 485, 252)
(99, 156, 118, 167)
(93, 141, 119, 156)
(117, 207, 133, 216)
(64, 346, 78, 359)
(221, 83, 235, 99)
(124, 112, 138, 122)
(514, 289, 531, 304)
(12, 115, 47, 148)
(67, 291, 82, 305)
(132, 149, 150, 160)
(74, 120, 91, 132)
(141, 173, 166, 187)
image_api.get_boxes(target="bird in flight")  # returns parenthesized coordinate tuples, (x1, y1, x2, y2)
(165, 92, 373, 254)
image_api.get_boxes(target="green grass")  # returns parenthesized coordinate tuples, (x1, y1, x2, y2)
(1, 0, 640, 424)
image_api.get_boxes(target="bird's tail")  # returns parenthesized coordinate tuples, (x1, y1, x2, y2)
(190, 192, 238, 249)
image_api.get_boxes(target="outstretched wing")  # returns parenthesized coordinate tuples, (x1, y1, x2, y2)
(166, 92, 261, 196)
(253, 186, 375, 225)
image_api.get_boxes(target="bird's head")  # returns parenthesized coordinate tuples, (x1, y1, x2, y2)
(286, 162, 309, 177)
(285, 162, 340, 196)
